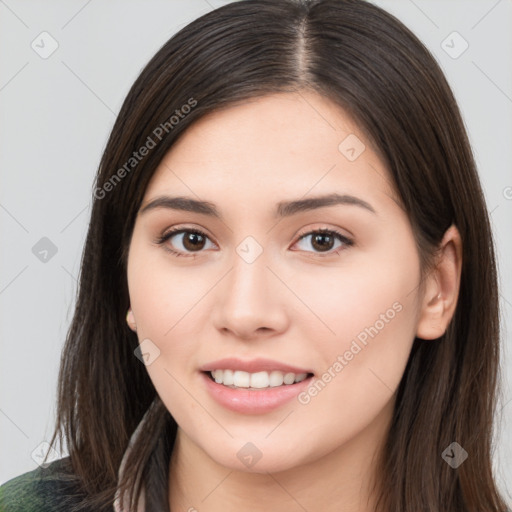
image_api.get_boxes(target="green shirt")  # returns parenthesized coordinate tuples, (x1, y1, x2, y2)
(0, 457, 97, 512)
(0, 404, 154, 512)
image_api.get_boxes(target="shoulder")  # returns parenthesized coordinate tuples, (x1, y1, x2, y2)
(0, 457, 90, 512)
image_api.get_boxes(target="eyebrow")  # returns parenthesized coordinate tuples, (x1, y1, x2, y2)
(138, 192, 377, 219)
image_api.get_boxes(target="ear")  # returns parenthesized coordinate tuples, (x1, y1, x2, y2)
(416, 224, 462, 340)
(126, 307, 137, 332)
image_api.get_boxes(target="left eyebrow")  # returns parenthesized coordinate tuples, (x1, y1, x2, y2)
(138, 192, 377, 220)
(276, 193, 377, 217)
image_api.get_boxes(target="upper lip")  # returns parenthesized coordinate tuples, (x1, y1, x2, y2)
(200, 357, 313, 375)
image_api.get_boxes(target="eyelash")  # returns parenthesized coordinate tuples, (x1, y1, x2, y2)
(154, 226, 354, 258)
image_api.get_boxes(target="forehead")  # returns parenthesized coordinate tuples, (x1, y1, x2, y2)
(142, 91, 399, 213)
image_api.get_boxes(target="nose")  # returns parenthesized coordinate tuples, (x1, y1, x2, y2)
(212, 251, 289, 341)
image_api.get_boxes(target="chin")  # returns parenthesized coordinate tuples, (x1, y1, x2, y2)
(202, 440, 310, 475)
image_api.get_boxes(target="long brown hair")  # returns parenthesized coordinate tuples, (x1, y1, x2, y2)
(46, 0, 509, 510)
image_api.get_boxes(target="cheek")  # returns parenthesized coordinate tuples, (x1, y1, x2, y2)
(127, 245, 236, 422)
(294, 307, 414, 455)
(294, 238, 420, 422)
(127, 248, 212, 423)
(127, 232, 210, 338)
(295, 222, 420, 352)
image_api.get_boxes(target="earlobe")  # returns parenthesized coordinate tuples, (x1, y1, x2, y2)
(126, 307, 137, 332)
(415, 225, 462, 340)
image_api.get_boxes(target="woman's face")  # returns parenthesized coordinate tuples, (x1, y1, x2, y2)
(126, 91, 424, 473)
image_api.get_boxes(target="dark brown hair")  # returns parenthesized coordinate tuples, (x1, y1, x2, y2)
(46, 0, 509, 510)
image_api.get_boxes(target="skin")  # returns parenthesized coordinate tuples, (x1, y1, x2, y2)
(125, 91, 462, 512)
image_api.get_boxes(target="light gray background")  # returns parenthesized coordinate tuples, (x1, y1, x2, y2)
(1, 0, 511, 502)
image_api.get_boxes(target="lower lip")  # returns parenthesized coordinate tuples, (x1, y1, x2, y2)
(201, 371, 314, 414)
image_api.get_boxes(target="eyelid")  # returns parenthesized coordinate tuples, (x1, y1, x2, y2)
(155, 223, 353, 257)
(154, 225, 216, 258)
(290, 226, 354, 257)
(293, 224, 353, 242)
(159, 224, 214, 243)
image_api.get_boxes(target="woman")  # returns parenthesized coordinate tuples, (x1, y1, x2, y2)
(0, 0, 509, 511)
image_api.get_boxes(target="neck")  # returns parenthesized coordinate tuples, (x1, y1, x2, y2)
(168, 403, 392, 512)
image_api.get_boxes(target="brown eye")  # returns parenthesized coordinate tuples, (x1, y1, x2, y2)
(156, 228, 214, 257)
(181, 231, 207, 251)
(293, 229, 353, 256)
(310, 232, 336, 252)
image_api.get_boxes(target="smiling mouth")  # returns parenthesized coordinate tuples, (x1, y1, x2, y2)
(204, 369, 315, 390)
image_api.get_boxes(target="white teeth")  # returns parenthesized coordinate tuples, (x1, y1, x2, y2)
(209, 369, 309, 388)
(213, 369, 222, 383)
(222, 369, 234, 386)
(250, 371, 269, 389)
(233, 370, 250, 388)
(269, 370, 284, 387)
(283, 372, 296, 385)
